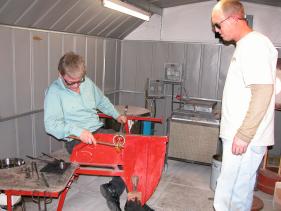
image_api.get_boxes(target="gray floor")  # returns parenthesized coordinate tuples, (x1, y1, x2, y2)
(12, 160, 276, 211)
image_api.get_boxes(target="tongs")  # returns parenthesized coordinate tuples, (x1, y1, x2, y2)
(112, 105, 128, 148)
(26, 154, 66, 170)
(41, 153, 66, 170)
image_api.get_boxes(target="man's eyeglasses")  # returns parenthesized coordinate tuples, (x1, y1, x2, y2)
(213, 16, 232, 30)
(213, 16, 247, 30)
(63, 76, 85, 86)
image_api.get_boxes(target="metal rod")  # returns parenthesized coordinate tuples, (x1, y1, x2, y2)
(26, 155, 53, 163)
(41, 153, 60, 162)
(0, 109, 43, 122)
(68, 136, 123, 149)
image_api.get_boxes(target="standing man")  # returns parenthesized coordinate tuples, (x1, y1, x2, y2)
(44, 52, 127, 211)
(211, 1, 278, 210)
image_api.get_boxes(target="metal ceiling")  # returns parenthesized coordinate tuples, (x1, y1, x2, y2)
(0, 0, 280, 40)
(146, 0, 281, 8)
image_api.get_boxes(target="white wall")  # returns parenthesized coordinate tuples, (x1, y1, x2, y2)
(125, 0, 281, 46)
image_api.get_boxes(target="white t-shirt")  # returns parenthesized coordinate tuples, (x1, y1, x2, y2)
(220, 31, 278, 146)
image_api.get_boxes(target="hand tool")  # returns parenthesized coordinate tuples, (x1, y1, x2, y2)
(41, 152, 60, 162)
(31, 161, 40, 180)
(113, 105, 128, 148)
(41, 152, 66, 170)
(127, 175, 142, 202)
(26, 155, 53, 163)
(68, 135, 124, 149)
(40, 172, 49, 188)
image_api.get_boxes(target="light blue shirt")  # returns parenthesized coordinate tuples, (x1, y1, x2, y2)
(44, 76, 120, 140)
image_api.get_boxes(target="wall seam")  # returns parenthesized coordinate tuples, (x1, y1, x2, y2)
(12, 29, 20, 156)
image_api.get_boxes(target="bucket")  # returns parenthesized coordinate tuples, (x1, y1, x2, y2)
(210, 154, 222, 192)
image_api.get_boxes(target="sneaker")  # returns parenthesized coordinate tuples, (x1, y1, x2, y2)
(100, 183, 121, 211)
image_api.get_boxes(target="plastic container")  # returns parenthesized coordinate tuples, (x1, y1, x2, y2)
(210, 154, 222, 192)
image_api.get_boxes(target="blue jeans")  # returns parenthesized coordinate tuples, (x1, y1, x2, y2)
(214, 138, 266, 211)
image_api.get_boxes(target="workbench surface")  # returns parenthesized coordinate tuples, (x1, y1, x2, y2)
(0, 150, 78, 193)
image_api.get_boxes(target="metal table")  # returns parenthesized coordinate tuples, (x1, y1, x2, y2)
(0, 150, 78, 211)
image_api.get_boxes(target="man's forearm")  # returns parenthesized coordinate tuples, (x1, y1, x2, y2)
(236, 84, 273, 143)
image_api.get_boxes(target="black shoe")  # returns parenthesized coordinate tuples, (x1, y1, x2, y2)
(124, 200, 154, 211)
(100, 183, 121, 211)
(142, 204, 154, 211)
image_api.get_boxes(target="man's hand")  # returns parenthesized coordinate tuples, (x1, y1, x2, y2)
(117, 115, 127, 124)
(79, 129, 96, 145)
(232, 135, 249, 155)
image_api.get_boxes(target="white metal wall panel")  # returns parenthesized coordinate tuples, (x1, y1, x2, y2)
(114, 40, 121, 104)
(86, 37, 96, 82)
(32, 31, 48, 110)
(152, 42, 169, 80)
(95, 38, 104, 89)
(0, 27, 14, 119)
(115, 40, 121, 90)
(14, 29, 31, 114)
(184, 43, 202, 97)
(17, 116, 33, 157)
(0, 25, 119, 158)
(136, 42, 153, 91)
(119, 41, 225, 135)
(200, 44, 220, 99)
(63, 34, 75, 53)
(119, 92, 139, 107)
(121, 41, 138, 90)
(75, 35, 86, 58)
(0, 120, 17, 157)
(34, 112, 50, 155)
(105, 39, 117, 93)
(49, 33, 63, 83)
(218, 45, 235, 99)
(50, 136, 64, 153)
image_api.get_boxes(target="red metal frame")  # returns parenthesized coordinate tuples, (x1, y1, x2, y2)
(71, 133, 168, 205)
(3, 115, 165, 210)
(4, 175, 77, 211)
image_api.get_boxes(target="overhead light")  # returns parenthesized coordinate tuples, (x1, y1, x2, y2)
(103, 0, 151, 21)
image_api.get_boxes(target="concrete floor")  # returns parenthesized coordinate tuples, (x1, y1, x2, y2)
(8, 160, 276, 211)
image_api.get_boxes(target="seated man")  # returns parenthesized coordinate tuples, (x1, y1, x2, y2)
(44, 52, 127, 211)
(44, 52, 153, 211)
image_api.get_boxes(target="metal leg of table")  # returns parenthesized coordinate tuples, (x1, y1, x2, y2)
(56, 175, 76, 211)
(5, 191, 12, 211)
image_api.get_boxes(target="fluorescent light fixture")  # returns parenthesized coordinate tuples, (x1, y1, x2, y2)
(103, 0, 150, 21)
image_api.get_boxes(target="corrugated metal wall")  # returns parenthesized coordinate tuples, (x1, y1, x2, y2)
(119, 40, 281, 156)
(0, 25, 121, 158)
(1, 27, 280, 158)
(119, 40, 235, 135)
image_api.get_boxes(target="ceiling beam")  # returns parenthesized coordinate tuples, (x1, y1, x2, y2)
(125, 0, 162, 15)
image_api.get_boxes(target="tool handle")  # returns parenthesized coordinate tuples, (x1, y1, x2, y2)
(41, 152, 60, 162)
(131, 175, 139, 191)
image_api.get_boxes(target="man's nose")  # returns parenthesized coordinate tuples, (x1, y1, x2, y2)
(214, 27, 220, 33)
